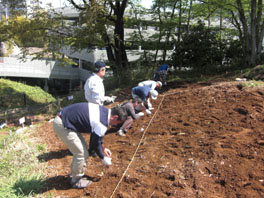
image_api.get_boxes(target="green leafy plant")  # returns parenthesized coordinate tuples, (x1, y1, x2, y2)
(172, 20, 226, 73)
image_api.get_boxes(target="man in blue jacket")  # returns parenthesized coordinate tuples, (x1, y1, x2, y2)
(53, 102, 127, 189)
(131, 85, 158, 114)
(154, 64, 175, 85)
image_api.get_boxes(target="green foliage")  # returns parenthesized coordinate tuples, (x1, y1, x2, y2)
(242, 65, 264, 81)
(0, 79, 56, 108)
(107, 60, 158, 89)
(0, 127, 46, 198)
(36, 143, 46, 152)
(5, 16, 46, 48)
(3, 41, 14, 56)
(172, 21, 225, 73)
(224, 39, 245, 67)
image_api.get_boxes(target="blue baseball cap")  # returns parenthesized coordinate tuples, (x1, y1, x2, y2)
(95, 61, 110, 70)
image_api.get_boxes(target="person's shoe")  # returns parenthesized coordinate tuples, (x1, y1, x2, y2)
(71, 177, 92, 189)
(117, 129, 126, 136)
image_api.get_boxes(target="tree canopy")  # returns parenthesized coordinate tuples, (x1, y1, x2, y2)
(2, 0, 264, 74)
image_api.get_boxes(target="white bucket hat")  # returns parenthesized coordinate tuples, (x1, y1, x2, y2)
(157, 81, 162, 87)
(150, 90, 158, 100)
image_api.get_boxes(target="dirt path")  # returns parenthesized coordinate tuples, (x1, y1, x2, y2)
(37, 81, 264, 198)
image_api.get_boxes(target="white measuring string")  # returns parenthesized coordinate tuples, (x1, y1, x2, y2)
(109, 95, 166, 198)
(109, 85, 220, 197)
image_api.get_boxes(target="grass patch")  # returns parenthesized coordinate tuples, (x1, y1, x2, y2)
(241, 80, 264, 88)
(0, 79, 56, 108)
(0, 126, 47, 198)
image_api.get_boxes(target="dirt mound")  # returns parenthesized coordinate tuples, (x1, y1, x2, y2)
(36, 80, 264, 198)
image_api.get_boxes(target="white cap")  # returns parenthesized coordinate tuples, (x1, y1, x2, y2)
(157, 81, 162, 87)
(150, 90, 158, 100)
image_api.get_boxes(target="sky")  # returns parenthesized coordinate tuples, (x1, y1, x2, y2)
(40, 0, 153, 9)
(140, 0, 153, 8)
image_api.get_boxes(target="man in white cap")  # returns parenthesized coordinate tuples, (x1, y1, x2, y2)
(84, 61, 116, 106)
(138, 80, 162, 90)
(131, 85, 158, 114)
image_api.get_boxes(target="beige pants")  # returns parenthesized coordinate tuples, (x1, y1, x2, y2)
(53, 115, 89, 179)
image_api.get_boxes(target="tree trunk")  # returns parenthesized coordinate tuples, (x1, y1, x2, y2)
(250, 0, 257, 65)
(111, 0, 128, 73)
(177, 0, 182, 42)
(163, 1, 177, 61)
(154, 7, 163, 63)
(256, 0, 263, 63)
(102, 30, 115, 63)
(236, 0, 251, 65)
(186, 0, 193, 35)
(114, 17, 127, 69)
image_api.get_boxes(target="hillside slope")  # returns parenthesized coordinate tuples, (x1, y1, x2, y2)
(36, 80, 264, 198)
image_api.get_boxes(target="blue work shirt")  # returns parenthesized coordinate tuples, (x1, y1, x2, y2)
(157, 64, 169, 72)
(132, 86, 151, 101)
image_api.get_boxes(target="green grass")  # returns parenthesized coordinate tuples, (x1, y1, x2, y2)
(0, 127, 47, 198)
(241, 80, 264, 88)
(0, 79, 56, 108)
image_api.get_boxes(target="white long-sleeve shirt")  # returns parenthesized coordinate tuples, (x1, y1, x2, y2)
(138, 80, 157, 90)
(84, 73, 105, 105)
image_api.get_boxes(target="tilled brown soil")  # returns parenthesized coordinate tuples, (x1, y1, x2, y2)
(36, 80, 264, 198)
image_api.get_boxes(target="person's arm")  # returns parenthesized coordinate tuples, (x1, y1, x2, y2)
(127, 103, 140, 120)
(89, 80, 105, 105)
(84, 79, 91, 102)
(89, 132, 105, 159)
(151, 82, 156, 90)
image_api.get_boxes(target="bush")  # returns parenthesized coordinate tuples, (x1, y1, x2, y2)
(224, 39, 245, 68)
(172, 21, 225, 73)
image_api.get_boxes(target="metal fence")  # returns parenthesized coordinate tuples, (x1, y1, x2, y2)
(0, 91, 84, 127)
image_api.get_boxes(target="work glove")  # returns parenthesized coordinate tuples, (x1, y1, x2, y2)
(137, 112, 144, 117)
(111, 96, 117, 102)
(104, 96, 114, 103)
(102, 156, 112, 166)
(146, 109, 151, 115)
(147, 99, 152, 109)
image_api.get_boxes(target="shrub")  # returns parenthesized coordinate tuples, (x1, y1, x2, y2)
(172, 20, 225, 73)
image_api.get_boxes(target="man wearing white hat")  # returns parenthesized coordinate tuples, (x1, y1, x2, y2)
(138, 80, 162, 91)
